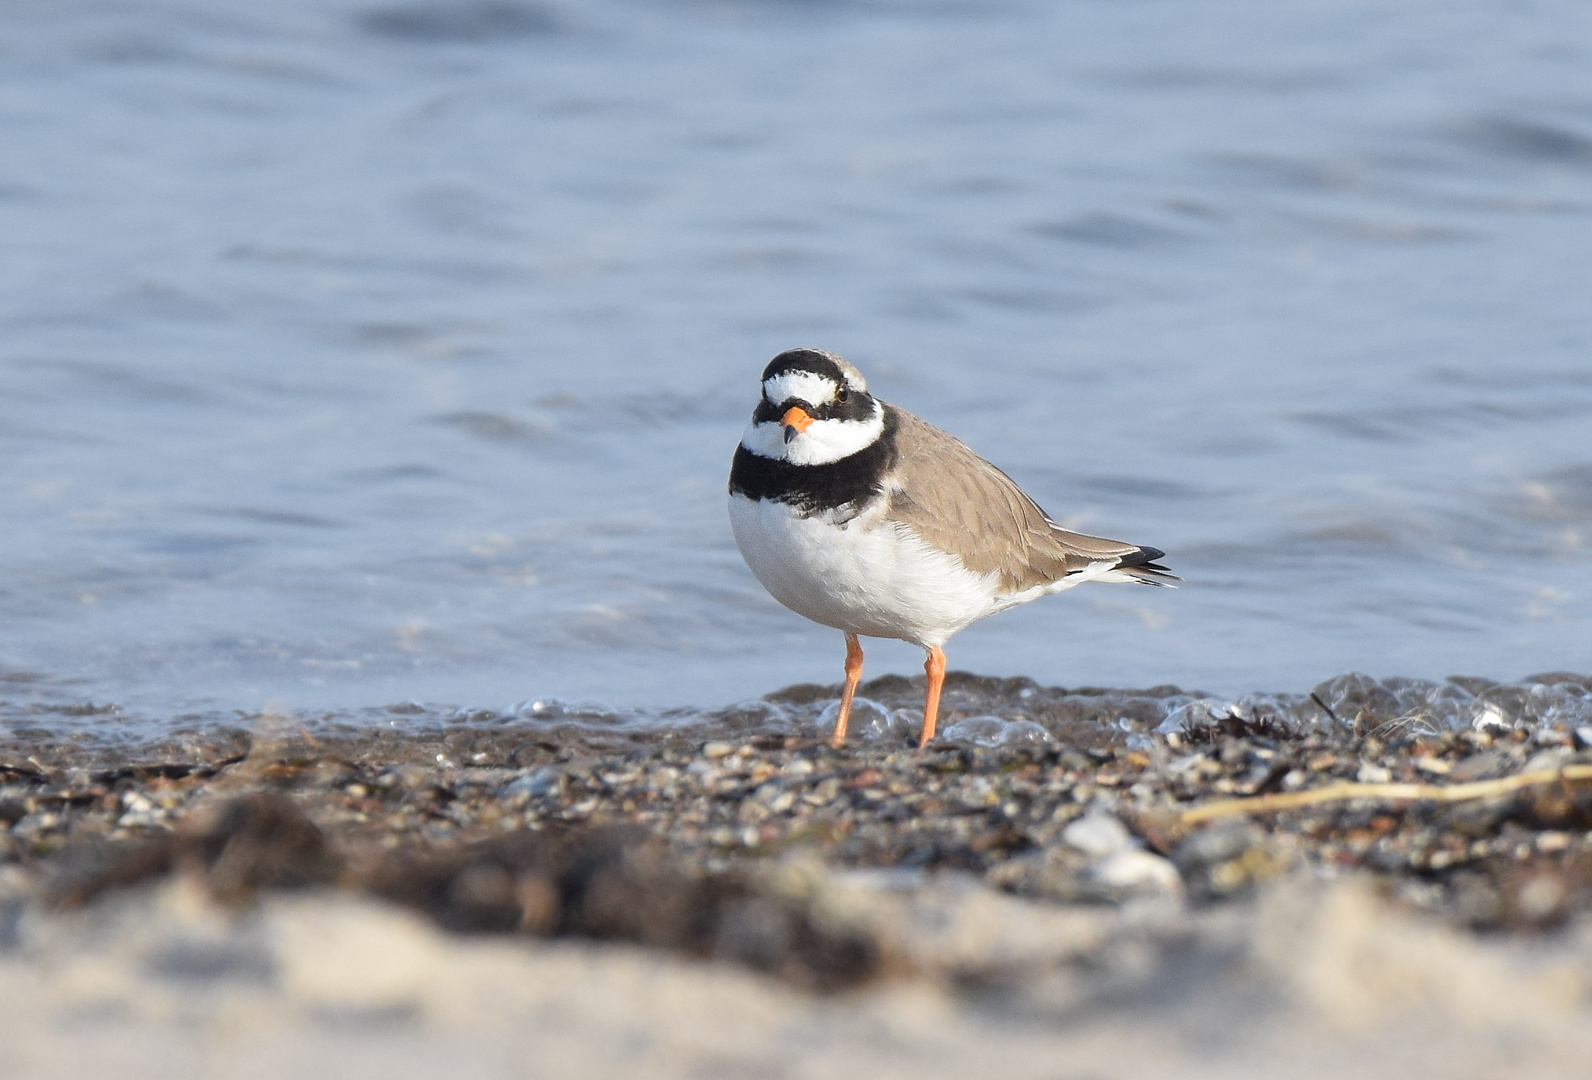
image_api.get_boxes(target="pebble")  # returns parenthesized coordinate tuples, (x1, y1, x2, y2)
(1522, 748, 1572, 774)
(1472, 705, 1512, 732)
(1061, 813, 1131, 859)
(502, 766, 564, 801)
(1175, 821, 1260, 870)
(1091, 850, 1184, 899)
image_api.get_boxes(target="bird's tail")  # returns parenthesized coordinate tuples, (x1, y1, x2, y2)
(1110, 546, 1179, 587)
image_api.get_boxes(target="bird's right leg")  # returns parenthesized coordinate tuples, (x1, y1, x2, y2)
(918, 644, 946, 748)
(828, 632, 864, 748)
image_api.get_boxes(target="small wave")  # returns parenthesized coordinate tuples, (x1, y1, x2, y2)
(358, 2, 559, 42)
(7, 672, 1591, 767)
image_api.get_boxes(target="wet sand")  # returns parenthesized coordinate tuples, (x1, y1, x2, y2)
(5, 672, 1592, 1078)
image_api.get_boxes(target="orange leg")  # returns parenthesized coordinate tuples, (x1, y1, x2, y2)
(919, 645, 946, 748)
(828, 633, 865, 749)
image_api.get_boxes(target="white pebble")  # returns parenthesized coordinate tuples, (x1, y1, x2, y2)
(1062, 813, 1131, 858)
(1092, 849, 1183, 897)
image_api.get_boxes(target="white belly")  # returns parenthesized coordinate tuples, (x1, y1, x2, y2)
(728, 493, 1002, 647)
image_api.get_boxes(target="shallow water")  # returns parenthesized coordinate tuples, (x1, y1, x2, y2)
(2, 0, 1591, 737)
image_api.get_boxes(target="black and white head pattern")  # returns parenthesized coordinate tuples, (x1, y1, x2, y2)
(739, 348, 884, 466)
(729, 348, 897, 515)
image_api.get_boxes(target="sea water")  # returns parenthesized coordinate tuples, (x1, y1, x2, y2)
(2, 0, 1590, 740)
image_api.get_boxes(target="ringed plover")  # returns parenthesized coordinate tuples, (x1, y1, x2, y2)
(729, 348, 1175, 749)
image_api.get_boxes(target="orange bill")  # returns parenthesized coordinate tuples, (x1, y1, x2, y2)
(782, 406, 814, 442)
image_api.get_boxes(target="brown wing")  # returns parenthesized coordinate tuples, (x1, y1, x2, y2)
(882, 404, 1157, 594)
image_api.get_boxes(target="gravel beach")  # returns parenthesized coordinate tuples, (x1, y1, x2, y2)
(5, 671, 1592, 1078)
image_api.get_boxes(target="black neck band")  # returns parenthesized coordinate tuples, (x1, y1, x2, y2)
(729, 410, 897, 514)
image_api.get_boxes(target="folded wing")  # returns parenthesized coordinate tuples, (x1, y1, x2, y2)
(883, 405, 1177, 594)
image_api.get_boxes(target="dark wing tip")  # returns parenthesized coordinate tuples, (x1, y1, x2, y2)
(1117, 546, 1180, 586)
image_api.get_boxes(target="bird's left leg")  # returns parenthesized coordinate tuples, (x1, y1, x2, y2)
(919, 645, 945, 748)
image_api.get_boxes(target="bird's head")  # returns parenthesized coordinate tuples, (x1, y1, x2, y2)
(740, 348, 883, 465)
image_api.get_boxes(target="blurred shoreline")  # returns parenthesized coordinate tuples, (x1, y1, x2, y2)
(5, 670, 1592, 1076)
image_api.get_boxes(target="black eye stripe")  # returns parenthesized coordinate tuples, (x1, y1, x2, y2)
(809, 396, 872, 421)
(751, 394, 875, 426)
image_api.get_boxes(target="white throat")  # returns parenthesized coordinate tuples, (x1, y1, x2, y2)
(740, 402, 884, 466)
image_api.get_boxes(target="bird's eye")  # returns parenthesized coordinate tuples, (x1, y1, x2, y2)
(836, 386, 849, 403)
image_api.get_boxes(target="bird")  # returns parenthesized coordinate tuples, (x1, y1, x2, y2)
(728, 347, 1176, 749)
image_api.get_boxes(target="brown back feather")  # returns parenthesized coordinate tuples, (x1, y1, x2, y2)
(882, 405, 1143, 593)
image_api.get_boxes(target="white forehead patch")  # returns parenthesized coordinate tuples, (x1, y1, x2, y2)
(763, 370, 838, 409)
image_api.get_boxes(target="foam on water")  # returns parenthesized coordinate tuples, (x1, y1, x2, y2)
(6, 672, 1590, 765)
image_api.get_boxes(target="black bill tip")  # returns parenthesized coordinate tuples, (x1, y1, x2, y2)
(783, 425, 798, 444)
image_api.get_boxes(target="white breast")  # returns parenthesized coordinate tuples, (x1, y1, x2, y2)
(728, 493, 1003, 647)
